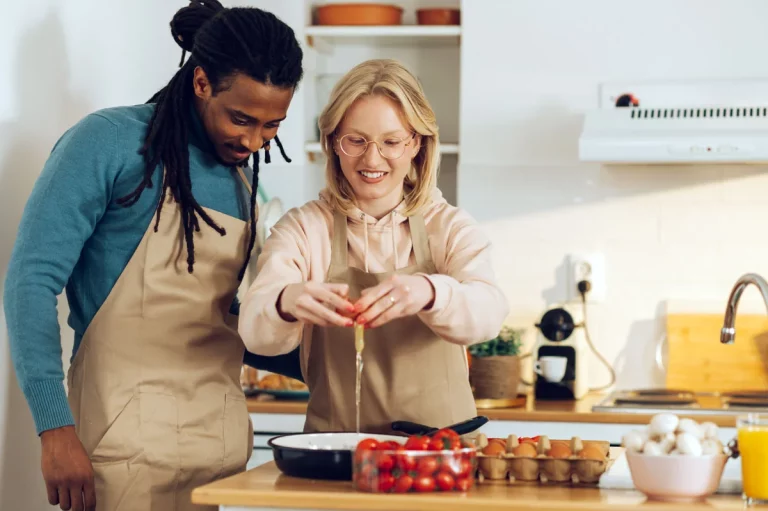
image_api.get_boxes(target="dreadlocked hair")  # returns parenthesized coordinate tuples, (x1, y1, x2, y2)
(117, 0, 303, 281)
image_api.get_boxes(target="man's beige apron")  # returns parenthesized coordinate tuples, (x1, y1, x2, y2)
(67, 169, 254, 511)
(302, 211, 477, 434)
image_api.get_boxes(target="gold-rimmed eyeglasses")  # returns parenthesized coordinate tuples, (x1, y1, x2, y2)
(337, 133, 416, 160)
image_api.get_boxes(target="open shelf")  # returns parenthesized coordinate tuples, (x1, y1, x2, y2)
(304, 141, 459, 157)
(306, 25, 461, 37)
(305, 25, 461, 47)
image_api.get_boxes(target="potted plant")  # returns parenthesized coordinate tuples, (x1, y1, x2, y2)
(468, 326, 523, 401)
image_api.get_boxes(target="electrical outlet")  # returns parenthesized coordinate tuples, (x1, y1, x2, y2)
(568, 253, 606, 303)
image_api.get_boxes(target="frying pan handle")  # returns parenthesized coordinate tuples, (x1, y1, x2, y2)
(390, 421, 437, 436)
(450, 416, 489, 436)
(390, 416, 489, 437)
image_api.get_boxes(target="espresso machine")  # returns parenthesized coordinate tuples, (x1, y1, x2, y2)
(533, 305, 589, 400)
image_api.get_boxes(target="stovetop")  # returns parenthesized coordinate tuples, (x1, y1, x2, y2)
(592, 388, 768, 416)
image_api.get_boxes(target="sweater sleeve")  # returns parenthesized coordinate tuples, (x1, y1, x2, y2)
(238, 209, 310, 356)
(417, 211, 509, 346)
(4, 113, 119, 435)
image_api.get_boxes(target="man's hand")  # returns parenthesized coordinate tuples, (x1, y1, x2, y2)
(41, 426, 96, 511)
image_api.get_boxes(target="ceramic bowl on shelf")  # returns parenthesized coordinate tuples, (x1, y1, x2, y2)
(416, 8, 460, 25)
(315, 3, 403, 26)
(626, 451, 729, 502)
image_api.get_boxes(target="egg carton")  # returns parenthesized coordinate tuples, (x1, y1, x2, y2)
(472, 434, 615, 485)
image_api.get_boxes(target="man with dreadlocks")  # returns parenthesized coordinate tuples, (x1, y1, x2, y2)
(4, 1, 304, 510)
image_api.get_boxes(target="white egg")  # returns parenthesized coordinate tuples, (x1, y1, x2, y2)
(700, 422, 719, 440)
(622, 431, 645, 452)
(643, 440, 664, 456)
(659, 432, 677, 453)
(701, 438, 723, 456)
(677, 418, 703, 439)
(649, 413, 679, 436)
(675, 432, 703, 456)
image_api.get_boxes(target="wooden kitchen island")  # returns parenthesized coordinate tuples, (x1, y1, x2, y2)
(191, 461, 745, 511)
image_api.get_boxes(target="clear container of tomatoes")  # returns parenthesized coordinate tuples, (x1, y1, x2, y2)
(353, 429, 477, 493)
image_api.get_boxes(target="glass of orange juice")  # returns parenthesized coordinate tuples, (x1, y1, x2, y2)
(738, 414, 768, 506)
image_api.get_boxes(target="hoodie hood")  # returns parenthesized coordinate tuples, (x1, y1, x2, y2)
(317, 187, 447, 272)
(318, 187, 447, 225)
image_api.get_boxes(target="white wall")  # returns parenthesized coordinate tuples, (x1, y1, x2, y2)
(459, 0, 768, 390)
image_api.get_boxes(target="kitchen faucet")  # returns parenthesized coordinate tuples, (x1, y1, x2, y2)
(721, 273, 768, 344)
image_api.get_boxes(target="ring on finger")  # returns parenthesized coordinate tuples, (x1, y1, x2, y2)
(388, 294, 396, 304)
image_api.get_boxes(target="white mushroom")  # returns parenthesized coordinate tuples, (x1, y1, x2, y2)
(675, 432, 703, 456)
(659, 432, 677, 454)
(677, 418, 703, 439)
(622, 430, 645, 453)
(699, 422, 719, 440)
(642, 440, 664, 456)
(649, 413, 679, 437)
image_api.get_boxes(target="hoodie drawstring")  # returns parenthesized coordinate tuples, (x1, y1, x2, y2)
(360, 211, 400, 273)
(362, 213, 369, 273)
(391, 211, 398, 271)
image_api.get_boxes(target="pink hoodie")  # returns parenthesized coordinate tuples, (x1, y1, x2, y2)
(238, 188, 510, 362)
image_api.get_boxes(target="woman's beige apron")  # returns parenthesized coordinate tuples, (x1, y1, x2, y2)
(66, 168, 254, 511)
(302, 211, 477, 434)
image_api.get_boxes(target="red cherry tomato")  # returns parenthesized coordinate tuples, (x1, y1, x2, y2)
(413, 474, 436, 492)
(396, 451, 417, 472)
(355, 438, 380, 464)
(455, 476, 472, 492)
(393, 474, 413, 493)
(433, 428, 460, 441)
(440, 456, 473, 478)
(404, 435, 430, 451)
(377, 440, 401, 451)
(376, 472, 395, 492)
(356, 438, 379, 451)
(435, 472, 455, 491)
(428, 437, 445, 451)
(376, 453, 395, 472)
(458, 457, 474, 478)
(416, 455, 439, 475)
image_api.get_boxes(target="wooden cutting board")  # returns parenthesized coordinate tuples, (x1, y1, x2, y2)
(665, 313, 768, 392)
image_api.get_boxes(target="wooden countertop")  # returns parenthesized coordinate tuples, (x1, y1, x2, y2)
(246, 392, 739, 427)
(191, 461, 743, 510)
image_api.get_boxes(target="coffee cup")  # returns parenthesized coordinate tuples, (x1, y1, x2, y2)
(534, 356, 567, 382)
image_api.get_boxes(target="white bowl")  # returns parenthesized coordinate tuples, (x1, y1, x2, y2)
(626, 452, 729, 502)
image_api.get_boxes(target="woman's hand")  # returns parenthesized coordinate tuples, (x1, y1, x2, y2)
(353, 274, 436, 328)
(278, 282, 356, 327)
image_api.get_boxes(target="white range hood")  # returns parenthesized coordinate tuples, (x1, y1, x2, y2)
(578, 78, 768, 164)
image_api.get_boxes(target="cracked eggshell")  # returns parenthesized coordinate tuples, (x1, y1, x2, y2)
(677, 418, 703, 439)
(649, 413, 679, 436)
(675, 432, 703, 456)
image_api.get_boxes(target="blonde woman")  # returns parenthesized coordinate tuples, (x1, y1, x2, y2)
(239, 59, 509, 433)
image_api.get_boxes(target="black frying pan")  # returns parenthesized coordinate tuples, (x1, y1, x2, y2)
(268, 416, 488, 481)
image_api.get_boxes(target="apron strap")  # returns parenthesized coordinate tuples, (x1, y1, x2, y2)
(408, 214, 431, 266)
(331, 211, 349, 268)
(235, 166, 254, 196)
